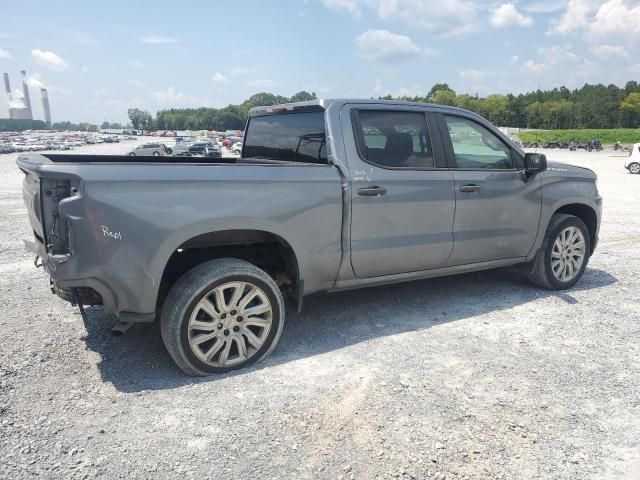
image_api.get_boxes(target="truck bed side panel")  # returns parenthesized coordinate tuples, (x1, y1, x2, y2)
(19, 158, 343, 314)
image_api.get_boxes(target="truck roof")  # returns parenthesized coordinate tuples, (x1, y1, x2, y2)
(248, 98, 471, 117)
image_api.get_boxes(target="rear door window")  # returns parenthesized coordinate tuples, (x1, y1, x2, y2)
(354, 110, 435, 169)
(243, 112, 327, 163)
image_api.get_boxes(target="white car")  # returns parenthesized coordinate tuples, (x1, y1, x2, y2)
(625, 143, 640, 174)
(231, 142, 243, 155)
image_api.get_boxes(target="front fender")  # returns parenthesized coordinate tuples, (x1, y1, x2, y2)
(527, 175, 602, 261)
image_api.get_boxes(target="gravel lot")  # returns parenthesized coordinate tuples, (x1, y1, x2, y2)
(1, 144, 638, 479)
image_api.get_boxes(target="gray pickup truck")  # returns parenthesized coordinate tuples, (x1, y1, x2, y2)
(17, 99, 602, 375)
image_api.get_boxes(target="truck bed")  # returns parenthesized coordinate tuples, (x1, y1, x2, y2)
(17, 152, 344, 317)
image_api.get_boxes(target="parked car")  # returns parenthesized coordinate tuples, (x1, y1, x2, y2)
(231, 142, 243, 154)
(128, 143, 166, 156)
(188, 142, 217, 156)
(17, 99, 601, 376)
(624, 143, 640, 174)
(171, 143, 192, 156)
(204, 144, 222, 158)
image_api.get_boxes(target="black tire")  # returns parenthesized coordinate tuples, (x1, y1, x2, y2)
(528, 214, 591, 290)
(628, 162, 640, 175)
(128, 152, 135, 156)
(153, 151, 160, 156)
(160, 258, 285, 376)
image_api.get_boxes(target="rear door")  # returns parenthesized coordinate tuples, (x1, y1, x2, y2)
(437, 113, 541, 265)
(342, 106, 455, 278)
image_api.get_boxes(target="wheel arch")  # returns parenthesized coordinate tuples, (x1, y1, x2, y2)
(155, 229, 300, 311)
(552, 203, 598, 255)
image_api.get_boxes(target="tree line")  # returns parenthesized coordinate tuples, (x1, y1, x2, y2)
(147, 82, 640, 131)
(150, 91, 317, 131)
(384, 81, 640, 130)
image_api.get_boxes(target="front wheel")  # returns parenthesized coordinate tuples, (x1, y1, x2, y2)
(161, 259, 285, 376)
(528, 214, 591, 290)
(629, 162, 640, 174)
(153, 151, 160, 156)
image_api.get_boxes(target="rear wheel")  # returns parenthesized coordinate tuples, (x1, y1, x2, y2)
(128, 152, 135, 156)
(153, 151, 160, 156)
(161, 259, 285, 376)
(528, 214, 590, 290)
(629, 162, 640, 174)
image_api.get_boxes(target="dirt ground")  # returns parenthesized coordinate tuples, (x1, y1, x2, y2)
(0, 144, 638, 479)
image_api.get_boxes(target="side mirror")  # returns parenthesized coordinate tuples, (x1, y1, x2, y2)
(524, 152, 547, 173)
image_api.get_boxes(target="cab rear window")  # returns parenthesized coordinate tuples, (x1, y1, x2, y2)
(243, 112, 327, 164)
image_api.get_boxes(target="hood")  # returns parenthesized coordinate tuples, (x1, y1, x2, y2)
(544, 161, 596, 181)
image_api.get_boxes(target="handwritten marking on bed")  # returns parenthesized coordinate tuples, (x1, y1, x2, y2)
(101, 226, 122, 240)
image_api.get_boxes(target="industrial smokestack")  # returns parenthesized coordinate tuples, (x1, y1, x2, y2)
(41, 88, 51, 125)
(20, 70, 33, 120)
(3, 73, 11, 100)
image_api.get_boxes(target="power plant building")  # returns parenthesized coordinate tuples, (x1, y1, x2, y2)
(3, 70, 51, 122)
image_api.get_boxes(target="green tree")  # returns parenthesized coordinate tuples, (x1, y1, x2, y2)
(127, 108, 153, 130)
(621, 92, 640, 127)
(432, 89, 457, 106)
(289, 91, 317, 102)
(483, 94, 509, 125)
(427, 83, 454, 102)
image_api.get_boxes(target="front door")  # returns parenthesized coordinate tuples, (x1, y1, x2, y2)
(438, 114, 542, 266)
(344, 108, 455, 278)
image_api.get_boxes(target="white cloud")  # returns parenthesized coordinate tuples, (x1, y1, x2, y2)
(589, 0, 640, 40)
(81, 65, 89, 72)
(31, 49, 68, 71)
(490, 3, 534, 28)
(376, 0, 478, 37)
(322, 0, 479, 37)
(520, 60, 546, 75)
(139, 35, 179, 44)
(212, 72, 230, 83)
(26, 74, 46, 89)
(0, 47, 12, 59)
(355, 29, 421, 62)
(548, 0, 594, 35)
(590, 44, 629, 60)
(520, 45, 597, 80)
(549, 0, 640, 40)
(245, 79, 275, 88)
(510, 55, 519, 64)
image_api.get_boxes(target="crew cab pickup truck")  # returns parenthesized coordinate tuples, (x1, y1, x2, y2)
(17, 99, 602, 375)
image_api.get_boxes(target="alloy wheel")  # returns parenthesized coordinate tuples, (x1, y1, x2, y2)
(187, 281, 273, 367)
(551, 226, 586, 282)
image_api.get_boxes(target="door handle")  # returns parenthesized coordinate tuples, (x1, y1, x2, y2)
(458, 184, 481, 193)
(357, 186, 387, 197)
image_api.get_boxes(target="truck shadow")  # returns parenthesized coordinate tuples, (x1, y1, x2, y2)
(80, 266, 617, 393)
